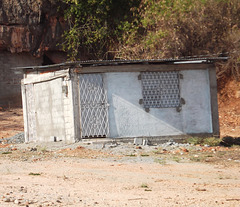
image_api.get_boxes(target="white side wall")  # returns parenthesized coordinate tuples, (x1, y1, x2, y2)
(34, 78, 66, 141)
(23, 71, 75, 142)
(105, 70, 212, 138)
(180, 70, 212, 133)
(63, 77, 75, 142)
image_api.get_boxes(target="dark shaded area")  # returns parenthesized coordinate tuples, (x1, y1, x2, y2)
(42, 54, 54, 65)
(220, 136, 240, 147)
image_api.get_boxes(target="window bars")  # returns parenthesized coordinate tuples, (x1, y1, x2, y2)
(79, 74, 109, 138)
(141, 71, 181, 108)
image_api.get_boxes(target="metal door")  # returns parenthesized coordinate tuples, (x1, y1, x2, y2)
(79, 74, 109, 138)
(25, 84, 37, 141)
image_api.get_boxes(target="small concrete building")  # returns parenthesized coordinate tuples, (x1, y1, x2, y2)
(16, 58, 225, 143)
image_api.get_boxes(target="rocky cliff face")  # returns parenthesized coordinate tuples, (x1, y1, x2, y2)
(0, 0, 67, 107)
(0, 0, 65, 58)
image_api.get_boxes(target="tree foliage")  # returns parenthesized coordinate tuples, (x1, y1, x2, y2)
(118, 0, 240, 59)
(61, 0, 140, 60)
(61, 0, 240, 81)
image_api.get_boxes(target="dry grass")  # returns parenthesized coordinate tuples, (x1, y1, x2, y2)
(116, 0, 240, 84)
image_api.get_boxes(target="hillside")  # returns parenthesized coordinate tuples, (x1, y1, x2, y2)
(219, 78, 240, 137)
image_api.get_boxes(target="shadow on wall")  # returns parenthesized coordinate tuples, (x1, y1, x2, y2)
(110, 93, 184, 137)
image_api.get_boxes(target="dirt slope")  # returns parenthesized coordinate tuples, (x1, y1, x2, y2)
(218, 78, 240, 137)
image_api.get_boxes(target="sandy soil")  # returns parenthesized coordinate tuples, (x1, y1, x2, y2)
(0, 108, 23, 139)
(0, 145, 240, 207)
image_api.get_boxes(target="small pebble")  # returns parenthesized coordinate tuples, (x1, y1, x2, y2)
(14, 199, 20, 204)
(10, 197, 15, 202)
(3, 197, 10, 202)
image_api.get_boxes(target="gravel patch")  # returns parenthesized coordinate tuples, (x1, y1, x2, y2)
(1, 132, 25, 144)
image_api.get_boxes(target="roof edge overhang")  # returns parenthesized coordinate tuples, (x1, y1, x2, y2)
(12, 57, 228, 72)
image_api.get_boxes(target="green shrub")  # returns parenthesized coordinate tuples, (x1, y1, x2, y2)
(186, 137, 220, 146)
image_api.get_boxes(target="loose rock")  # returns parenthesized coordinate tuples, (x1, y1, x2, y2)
(3, 197, 10, 202)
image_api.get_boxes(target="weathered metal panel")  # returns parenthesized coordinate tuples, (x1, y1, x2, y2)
(141, 71, 180, 108)
(23, 69, 69, 84)
(79, 74, 109, 138)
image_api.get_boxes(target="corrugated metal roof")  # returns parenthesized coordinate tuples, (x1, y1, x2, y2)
(13, 57, 228, 71)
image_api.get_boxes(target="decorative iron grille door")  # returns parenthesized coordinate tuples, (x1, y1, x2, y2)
(79, 74, 109, 138)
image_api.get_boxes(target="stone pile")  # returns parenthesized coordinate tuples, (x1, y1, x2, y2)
(0, 132, 24, 144)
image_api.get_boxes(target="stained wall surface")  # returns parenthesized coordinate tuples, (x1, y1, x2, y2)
(104, 70, 212, 138)
(34, 78, 66, 141)
(0, 52, 42, 106)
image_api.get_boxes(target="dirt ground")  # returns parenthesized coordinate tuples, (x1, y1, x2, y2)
(0, 141, 240, 207)
(0, 107, 23, 139)
(0, 78, 240, 207)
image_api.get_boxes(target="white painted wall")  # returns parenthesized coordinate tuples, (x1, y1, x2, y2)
(104, 70, 212, 138)
(23, 70, 76, 142)
(105, 72, 183, 138)
(180, 70, 212, 133)
(62, 78, 75, 142)
(34, 78, 66, 141)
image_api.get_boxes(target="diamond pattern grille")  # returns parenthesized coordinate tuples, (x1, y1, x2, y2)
(79, 74, 109, 138)
(141, 71, 180, 108)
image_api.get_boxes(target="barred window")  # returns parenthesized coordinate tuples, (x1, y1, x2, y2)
(141, 71, 180, 108)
